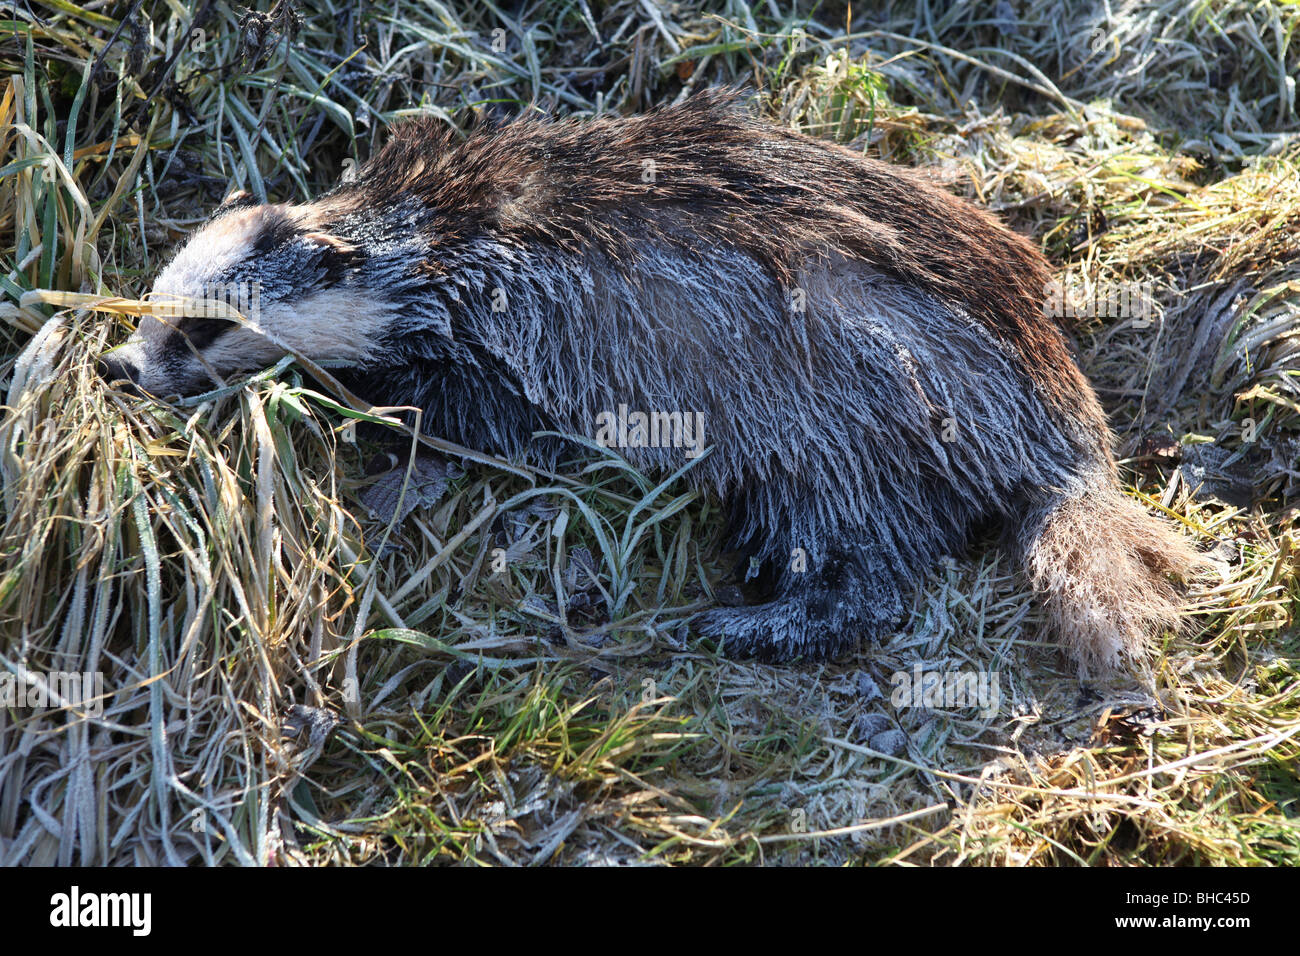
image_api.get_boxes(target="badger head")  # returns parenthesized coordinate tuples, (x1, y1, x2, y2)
(101, 192, 404, 397)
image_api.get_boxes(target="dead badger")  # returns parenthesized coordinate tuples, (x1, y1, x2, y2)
(103, 90, 1199, 669)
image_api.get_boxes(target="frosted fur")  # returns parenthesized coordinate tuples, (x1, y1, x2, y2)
(346, 238, 1100, 658)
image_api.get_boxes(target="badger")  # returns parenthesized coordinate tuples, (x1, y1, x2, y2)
(101, 89, 1199, 670)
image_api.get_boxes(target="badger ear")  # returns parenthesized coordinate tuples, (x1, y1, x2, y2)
(219, 189, 256, 209)
(303, 232, 357, 254)
(207, 189, 258, 221)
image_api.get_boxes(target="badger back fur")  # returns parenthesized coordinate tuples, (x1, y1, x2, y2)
(109, 89, 1200, 670)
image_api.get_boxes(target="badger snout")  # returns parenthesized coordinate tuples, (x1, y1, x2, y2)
(97, 339, 179, 397)
(97, 349, 144, 395)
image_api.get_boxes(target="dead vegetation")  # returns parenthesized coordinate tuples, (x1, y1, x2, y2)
(0, 0, 1296, 865)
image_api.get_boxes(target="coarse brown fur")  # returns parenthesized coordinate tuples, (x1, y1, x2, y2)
(317, 91, 1109, 443)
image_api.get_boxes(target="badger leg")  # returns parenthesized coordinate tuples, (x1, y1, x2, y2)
(692, 546, 905, 661)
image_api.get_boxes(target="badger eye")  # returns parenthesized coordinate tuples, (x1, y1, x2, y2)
(177, 317, 238, 349)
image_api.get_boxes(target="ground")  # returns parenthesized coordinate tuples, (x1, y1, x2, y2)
(0, 0, 1296, 865)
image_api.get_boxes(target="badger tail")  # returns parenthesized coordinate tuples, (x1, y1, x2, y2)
(1017, 476, 1202, 673)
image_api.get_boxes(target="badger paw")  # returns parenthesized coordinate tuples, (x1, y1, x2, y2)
(691, 599, 859, 662)
(692, 554, 905, 661)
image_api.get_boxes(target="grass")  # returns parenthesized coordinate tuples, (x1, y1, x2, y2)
(0, 0, 1297, 865)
